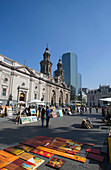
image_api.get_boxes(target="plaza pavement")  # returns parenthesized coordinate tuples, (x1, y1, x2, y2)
(0, 109, 111, 170)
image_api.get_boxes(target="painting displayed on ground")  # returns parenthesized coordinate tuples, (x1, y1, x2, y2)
(7, 107, 13, 116)
(51, 111, 57, 118)
(4, 146, 24, 155)
(0, 135, 105, 169)
(16, 144, 33, 152)
(58, 110, 63, 117)
(19, 152, 34, 161)
(21, 117, 32, 124)
(37, 146, 86, 163)
(44, 137, 82, 155)
(21, 136, 53, 147)
(0, 150, 18, 168)
(46, 157, 65, 169)
(27, 157, 45, 168)
(86, 153, 104, 163)
(30, 148, 54, 158)
(21, 116, 37, 124)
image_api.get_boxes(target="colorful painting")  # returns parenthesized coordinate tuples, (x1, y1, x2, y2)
(21, 162, 35, 169)
(19, 152, 34, 161)
(30, 148, 54, 158)
(0, 150, 18, 168)
(0, 157, 8, 169)
(27, 157, 45, 168)
(52, 111, 57, 118)
(16, 144, 33, 152)
(45, 138, 80, 155)
(30, 109, 36, 115)
(21, 117, 32, 124)
(31, 116, 37, 122)
(58, 110, 63, 117)
(4, 146, 24, 155)
(54, 137, 94, 147)
(46, 157, 65, 169)
(7, 107, 13, 116)
(37, 146, 86, 163)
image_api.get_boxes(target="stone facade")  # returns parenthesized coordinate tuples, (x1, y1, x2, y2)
(0, 47, 70, 107)
(87, 85, 111, 107)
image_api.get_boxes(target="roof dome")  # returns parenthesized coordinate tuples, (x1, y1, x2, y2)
(43, 47, 50, 56)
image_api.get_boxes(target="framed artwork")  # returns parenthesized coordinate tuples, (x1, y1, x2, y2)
(16, 144, 33, 152)
(37, 146, 86, 163)
(4, 146, 24, 155)
(52, 112, 57, 118)
(86, 153, 104, 163)
(31, 148, 54, 158)
(30, 109, 36, 115)
(27, 157, 45, 168)
(86, 148, 101, 155)
(21, 136, 53, 147)
(0, 150, 18, 168)
(46, 157, 65, 169)
(19, 152, 34, 161)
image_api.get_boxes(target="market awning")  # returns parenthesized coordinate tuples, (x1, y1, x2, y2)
(99, 97, 111, 102)
(28, 99, 46, 105)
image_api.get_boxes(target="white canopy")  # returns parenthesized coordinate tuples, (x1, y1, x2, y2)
(28, 99, 46, 105)
(99, 97, 111, 102)
(17, 101, 25, 105)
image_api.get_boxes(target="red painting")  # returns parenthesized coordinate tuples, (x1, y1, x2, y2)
(86, 148, 101, 155)
(86, 153, 104, 163)
(30, 148, 54, 158)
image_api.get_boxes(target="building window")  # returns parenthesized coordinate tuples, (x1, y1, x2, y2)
(2, 88, 6, 96)
(22, 82, 25, 86)
(35, 93, 37, 99)
(4, 78, 8, 82)
(35, 86, 37, 89)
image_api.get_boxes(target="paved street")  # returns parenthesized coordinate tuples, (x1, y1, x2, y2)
(0, 110, 111, 170)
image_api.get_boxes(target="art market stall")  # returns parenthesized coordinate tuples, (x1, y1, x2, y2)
(0, 135, 105, 169)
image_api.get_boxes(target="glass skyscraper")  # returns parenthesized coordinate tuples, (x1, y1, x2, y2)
(62, 52, 82, 101)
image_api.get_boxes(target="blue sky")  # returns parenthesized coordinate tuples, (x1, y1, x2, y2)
(0, 0, 111, 89)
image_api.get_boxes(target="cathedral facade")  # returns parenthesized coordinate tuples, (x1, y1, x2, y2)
(0, 47, 70, 107)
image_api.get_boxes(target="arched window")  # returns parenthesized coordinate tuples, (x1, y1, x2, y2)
(4, 78, 8, 82)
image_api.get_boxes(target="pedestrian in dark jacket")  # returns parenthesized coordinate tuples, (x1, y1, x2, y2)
(46, 106, 51, 127)
(41, 106, 46, 127)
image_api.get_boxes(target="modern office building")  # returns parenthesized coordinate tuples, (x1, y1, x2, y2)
(78, 73, 82, 102)
(62, 52, 81, 101)
(78, 73, 82, 94)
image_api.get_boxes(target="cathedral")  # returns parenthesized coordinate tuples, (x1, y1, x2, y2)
(0, 47, 70, 107)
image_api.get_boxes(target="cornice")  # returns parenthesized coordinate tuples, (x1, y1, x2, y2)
(0, 61, 70, 92)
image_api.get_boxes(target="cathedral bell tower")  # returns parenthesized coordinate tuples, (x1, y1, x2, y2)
(40, 47, 53, 77)
(54, 59, 64, 82)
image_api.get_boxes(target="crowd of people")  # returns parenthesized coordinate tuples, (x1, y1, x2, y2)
(16, 105, 52, 127)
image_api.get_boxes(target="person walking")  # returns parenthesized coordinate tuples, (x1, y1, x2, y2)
(96, 106, 98, 113)
(46, 106, 51, 127)
(89, 107, 92, 114)
(41, 106, 46, 127)
(38, 105, 41, 120)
